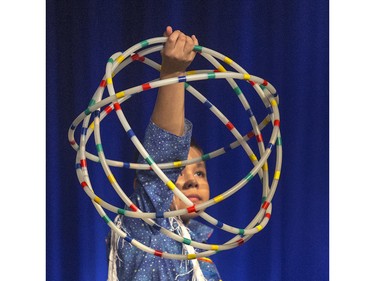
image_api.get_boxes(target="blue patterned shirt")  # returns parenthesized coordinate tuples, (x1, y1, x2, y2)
(106, 120, 221, 281)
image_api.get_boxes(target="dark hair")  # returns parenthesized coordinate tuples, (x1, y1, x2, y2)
(133, 137, 205, 186)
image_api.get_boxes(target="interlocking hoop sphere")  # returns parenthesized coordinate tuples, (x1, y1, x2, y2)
(68, 36, 282, 260)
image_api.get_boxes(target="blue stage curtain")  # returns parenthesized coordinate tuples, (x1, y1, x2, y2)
(47, 1, 328, 280)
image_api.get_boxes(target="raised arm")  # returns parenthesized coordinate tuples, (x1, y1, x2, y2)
(151, 26, 198, 136)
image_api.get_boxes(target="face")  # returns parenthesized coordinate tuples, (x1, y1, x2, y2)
(171, 146, 210, 224)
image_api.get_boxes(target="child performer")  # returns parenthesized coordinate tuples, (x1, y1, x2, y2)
(107, 26, 221, 281)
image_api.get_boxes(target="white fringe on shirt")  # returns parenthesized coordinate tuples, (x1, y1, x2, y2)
(107, 216, 122, 281)
(174, 217, 206, 281)
(107, 215, 206, 281)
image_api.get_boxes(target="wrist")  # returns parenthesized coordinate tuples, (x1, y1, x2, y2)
(160, 71, 185, 79)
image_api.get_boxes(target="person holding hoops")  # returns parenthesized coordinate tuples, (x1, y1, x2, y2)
(107, 26, 222, 281)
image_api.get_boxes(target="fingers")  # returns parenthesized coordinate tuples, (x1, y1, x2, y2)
(163, 26, 173, 37)
(174, 32, 189, 53)
(192, 35, 199, 47)
(165, 30, 196, 56)
(163, 25, 198, 51)
(160, 27, 198, 76)
(167, 30, 182, 48)
(183, 35, 194, 53)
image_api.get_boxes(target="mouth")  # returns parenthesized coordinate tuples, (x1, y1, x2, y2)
(185, 194, 202, 203)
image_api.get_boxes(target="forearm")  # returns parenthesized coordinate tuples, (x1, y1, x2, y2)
(150, 27, 198, 137)
(151, 72, 185, 136)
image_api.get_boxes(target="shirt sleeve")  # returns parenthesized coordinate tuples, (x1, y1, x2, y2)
(134, 119, 193, 214)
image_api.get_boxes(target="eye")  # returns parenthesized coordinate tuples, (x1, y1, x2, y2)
(195, 171, 206, 178)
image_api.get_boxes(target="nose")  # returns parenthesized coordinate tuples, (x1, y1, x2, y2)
(182, 172, 199, 190)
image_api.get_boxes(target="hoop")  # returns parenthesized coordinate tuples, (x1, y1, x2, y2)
(68, 37, 282, 259)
